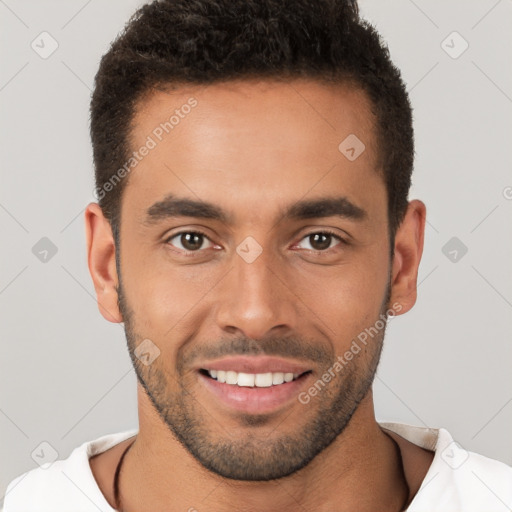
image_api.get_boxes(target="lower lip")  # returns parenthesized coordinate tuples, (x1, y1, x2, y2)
(198, 371, 312, 414)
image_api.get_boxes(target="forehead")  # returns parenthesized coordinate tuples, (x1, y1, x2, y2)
(122, 79, 384, 227)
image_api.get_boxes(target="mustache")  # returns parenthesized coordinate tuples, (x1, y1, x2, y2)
(180, 335, 334, 370)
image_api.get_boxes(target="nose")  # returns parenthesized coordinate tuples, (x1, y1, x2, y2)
(215, 246, 299, 340)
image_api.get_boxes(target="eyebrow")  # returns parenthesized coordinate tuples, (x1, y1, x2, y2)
(144, 194, 367, 226)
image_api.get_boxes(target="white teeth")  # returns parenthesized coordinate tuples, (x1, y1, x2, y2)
(206, 369, 305, 387)
(254, 372, 273, 387)
(226, 370, 238, 385)
(272, 372, 284, 385)
(237, 372, 255, 387)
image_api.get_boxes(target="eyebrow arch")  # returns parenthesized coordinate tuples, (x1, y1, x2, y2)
(144, 194, 231, 225)
(283, 196, 367, 222)
(143, 194, 367, 226)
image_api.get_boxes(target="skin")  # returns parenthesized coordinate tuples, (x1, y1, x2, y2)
(86, 79, 431, 511)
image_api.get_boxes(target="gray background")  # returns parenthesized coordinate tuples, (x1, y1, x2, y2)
(1, 0, 511, 505)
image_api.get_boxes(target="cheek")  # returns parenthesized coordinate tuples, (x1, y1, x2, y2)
(293, 249, 390, 342)
(121, 249, 221, 343)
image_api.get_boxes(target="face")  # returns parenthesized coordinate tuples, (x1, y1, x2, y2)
(108, 79, 401, 480)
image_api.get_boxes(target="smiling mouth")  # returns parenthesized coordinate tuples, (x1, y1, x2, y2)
(199, 369, 312, 388)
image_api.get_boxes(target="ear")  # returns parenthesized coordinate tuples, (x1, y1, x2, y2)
(389, 199, 426, 315)
(85, 202, 123, 323)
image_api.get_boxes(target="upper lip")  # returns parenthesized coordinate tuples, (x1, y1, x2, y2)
(197, 356, 312, 375)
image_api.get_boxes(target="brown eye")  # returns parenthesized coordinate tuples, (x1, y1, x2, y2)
(166, 231, 213, 252)
(309, 233, 332, 251)
(296, 231, 345, 252)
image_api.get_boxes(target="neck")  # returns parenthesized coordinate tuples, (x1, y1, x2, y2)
(116, 387, 408, 512)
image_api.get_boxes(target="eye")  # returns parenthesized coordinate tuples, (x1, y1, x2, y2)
(165, 231, 216, 253)
(294, 230, 346, 252)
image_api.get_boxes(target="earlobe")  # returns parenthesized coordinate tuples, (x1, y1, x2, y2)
(389, 200, 426, 315)
(85, 202, 123, 323)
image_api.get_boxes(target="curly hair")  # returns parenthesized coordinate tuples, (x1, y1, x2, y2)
(90, 0, 414, 244)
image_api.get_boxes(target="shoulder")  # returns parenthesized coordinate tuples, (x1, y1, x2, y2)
(3, 430, 137, 512)
(380, 422, 512, 511)
(3, 459, 99, 512)
(416, 427, 512, 510)
(433, 427, 512, 495)
(457, 448, 512, 494)
(412, 446, 512, 511)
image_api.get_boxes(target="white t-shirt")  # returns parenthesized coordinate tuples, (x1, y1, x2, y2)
(3, 422, 512, 511)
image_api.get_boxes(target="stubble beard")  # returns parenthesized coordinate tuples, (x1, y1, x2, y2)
(117, 274, 391, 481)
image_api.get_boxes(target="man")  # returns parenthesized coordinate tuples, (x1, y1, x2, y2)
(4, 0, 511, 510)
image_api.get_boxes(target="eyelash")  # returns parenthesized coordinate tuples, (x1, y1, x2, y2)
(296, 229, 348, 253)
(164, 229, 347, 255)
